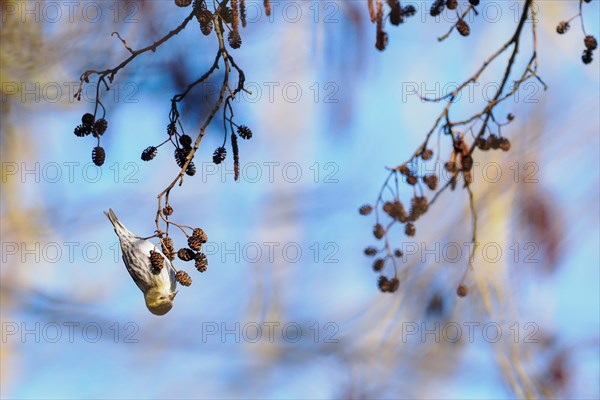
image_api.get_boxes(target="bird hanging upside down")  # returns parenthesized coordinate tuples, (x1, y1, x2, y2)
(105, 208, 177, 315)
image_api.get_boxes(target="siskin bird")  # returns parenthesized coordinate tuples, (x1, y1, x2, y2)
(104, 208, 177, 315)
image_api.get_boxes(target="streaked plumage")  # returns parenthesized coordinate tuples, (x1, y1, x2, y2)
(104, 208, 177, 315)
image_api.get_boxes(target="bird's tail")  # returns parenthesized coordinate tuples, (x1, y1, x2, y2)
(104, 208, 131, 237)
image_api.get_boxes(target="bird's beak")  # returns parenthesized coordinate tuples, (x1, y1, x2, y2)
(169, 291, 178, 301)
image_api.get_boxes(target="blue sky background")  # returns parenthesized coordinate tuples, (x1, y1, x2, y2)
(1, 1, 599, 399)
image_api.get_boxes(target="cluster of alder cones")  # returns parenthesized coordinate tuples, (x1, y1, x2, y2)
(369, 0, 481, 51)
(556, 0, 597, 64)
(72, 113, 108, 166)
(148, 225, 209, 287)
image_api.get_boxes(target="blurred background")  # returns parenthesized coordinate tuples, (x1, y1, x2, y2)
(1, 0, 598, 398)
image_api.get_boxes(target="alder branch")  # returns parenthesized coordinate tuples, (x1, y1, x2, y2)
(74, 4, 200, 110)
(362, 0, 540, 296)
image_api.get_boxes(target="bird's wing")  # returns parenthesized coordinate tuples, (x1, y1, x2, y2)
(105, 209, 174, 294)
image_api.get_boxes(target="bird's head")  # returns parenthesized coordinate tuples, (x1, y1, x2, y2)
(144, 288, 177, 316)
